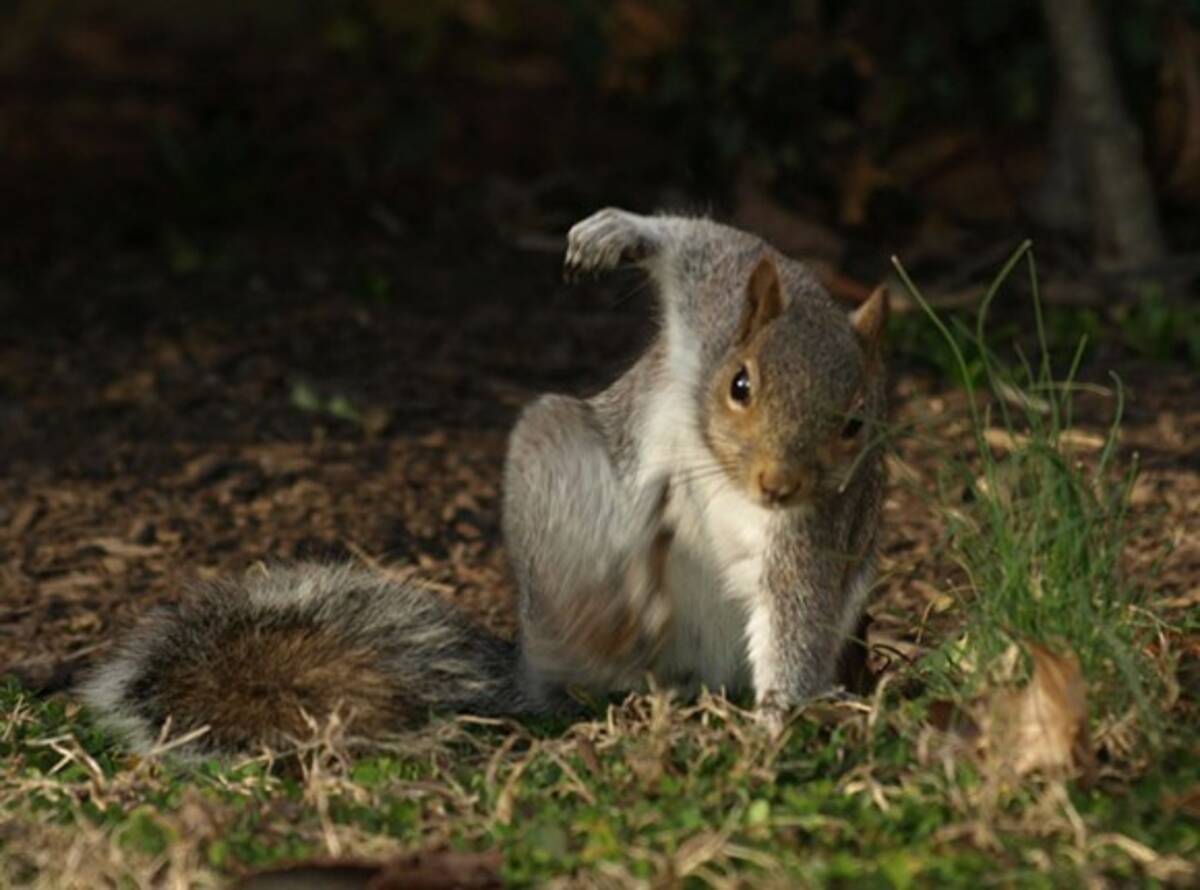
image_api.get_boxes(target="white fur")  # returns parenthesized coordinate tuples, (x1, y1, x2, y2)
(636, 284, 774, 696)
(838, 561, 876, 644)
(742, 598, 778, 702)
(76, 637, 160, 754)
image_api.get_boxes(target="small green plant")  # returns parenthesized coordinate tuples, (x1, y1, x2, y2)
(1116, 288, 1200, 366)
(290, 381, 362, 424)
(892, 244, 1160, 735)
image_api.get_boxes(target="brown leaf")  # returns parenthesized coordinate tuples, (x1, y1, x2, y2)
(1162, 784, 1200, 820)
(574, 736, 602, 777)
(985, 642, 1095, 782)
(86, 536, 161, 559)
(101, 369, 156, 404)
(612, 0, 684, 60)
(9, 499, 42, 536)
(1160, 589, 1200, 610)
(838, 148, 893, 228)
(926, 699, 981, 741)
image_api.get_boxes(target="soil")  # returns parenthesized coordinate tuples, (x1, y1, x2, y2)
(2, 232, 1197, 694)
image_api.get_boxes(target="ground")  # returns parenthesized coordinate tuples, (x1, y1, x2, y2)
(2, 235, 1197, 678)
(1, 220, 1198, 885)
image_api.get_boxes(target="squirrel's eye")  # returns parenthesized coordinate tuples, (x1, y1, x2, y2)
(729, 366, 752, 405)
(842, 403, 865, 439)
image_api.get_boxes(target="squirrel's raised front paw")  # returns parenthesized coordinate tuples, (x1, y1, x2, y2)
(564, 207, 656, 281)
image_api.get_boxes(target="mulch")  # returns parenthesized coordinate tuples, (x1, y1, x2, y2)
(2, 245, 1197, 696)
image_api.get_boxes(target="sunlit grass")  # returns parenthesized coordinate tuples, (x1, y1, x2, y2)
(892, 244, 1162, 742)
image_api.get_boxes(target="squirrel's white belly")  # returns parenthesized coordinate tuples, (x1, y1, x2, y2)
(638, 420, 772, 696)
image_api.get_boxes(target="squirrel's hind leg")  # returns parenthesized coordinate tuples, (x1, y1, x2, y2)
(503, 394, 672, 710)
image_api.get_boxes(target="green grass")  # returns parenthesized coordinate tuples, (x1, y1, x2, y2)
(2, 252, 1197, 887)
(892, 245, 1164, 736)
(1, 681, 1196, 887)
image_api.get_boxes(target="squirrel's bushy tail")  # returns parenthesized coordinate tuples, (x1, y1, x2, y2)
(78, 564, 526, 759)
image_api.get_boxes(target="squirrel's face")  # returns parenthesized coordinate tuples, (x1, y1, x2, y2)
(702, 255, 887, 509)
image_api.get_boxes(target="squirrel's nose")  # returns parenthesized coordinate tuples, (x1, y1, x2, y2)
(757, 469, 797, 504)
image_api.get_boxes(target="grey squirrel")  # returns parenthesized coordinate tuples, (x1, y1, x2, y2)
(80, 208, 888, 758)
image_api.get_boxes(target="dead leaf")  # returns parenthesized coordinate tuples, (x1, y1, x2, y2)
(983, 428, 1026, 453)
(612, 0, 684, 60)
(982, 427, 1104, 458)
(838, 148, 893, 227)
(101, 369, 156, 403)
(37, 573, 102, 596)
(1162, 784, 1200, 820)
(574, 736, 602, 777)
(8, 500, 42, 536)
(926, 700, 981, 740)
(1159, 589, 1200, 610)
(86, 536, 161, 559)
(984, 642, 1095, 782)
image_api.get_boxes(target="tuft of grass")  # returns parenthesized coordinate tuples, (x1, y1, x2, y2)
(891, 244, 1162, 740)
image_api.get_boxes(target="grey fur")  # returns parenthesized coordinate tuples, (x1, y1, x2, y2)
(510, 208, 887, 727)
(78, 564, 526, 759)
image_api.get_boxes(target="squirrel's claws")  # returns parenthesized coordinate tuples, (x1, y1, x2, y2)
(564, 207, 655, 282)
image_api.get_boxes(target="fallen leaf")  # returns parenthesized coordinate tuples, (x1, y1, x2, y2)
(102, 369, 156, 403)
(87, 536, 161, 559)
(9, 500, 42, 536)
(926, 700, 981, 740)
(612, 0, 684, 60)
(37, 573, 102, 596)
(1159, 588, 1200, 610)
(574, 736, 602, 777)
(1162, 784, 1200, 820)
(984, 642, 1095, 782)
(838, 147, 893, 227)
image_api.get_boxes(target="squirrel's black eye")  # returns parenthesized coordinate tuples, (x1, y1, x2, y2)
(730, 366, 752, 405)
(842, 406, 864, 439)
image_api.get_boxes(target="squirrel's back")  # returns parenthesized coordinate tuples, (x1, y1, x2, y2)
(79, 564, 524, 759)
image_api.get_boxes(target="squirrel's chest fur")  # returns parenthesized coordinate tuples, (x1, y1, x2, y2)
(634, 336, 773, 695)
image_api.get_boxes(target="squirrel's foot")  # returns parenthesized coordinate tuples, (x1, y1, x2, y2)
(549, 477, 674, 667)
(754, 691, 795, 739)
(564, 207, 659, 281)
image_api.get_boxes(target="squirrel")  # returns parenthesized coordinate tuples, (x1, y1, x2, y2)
(79, 208, 888, 758)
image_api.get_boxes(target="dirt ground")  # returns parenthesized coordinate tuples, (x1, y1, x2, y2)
(0, 18, 1196, 697)
(2, 233, 1198, 695)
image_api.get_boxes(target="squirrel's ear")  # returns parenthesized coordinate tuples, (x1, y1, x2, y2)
(850, 286, 888, 357)
(738, 255, 784, 344)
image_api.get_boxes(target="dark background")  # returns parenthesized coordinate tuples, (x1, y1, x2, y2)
(4, 0, 1198, 328)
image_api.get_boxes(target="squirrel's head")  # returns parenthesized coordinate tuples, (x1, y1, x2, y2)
(702, 254, 887, 509)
